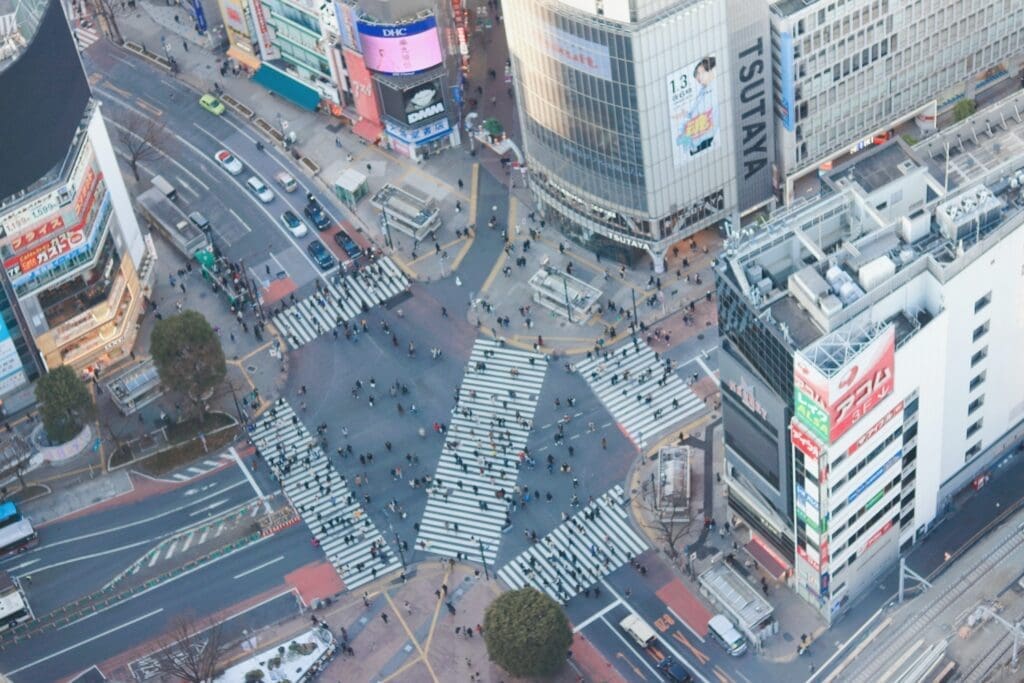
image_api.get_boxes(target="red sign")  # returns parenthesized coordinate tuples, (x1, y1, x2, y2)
(791, 421, 823, 460)
(848, 401, 904, 455)
(864, 519, 894, 551)
(73, 167, 98, 217)
(6, 226, 86, 275)
(343, 48, 382, 126)
(797, 545, 819, 572)
(11, 215, 65, 253)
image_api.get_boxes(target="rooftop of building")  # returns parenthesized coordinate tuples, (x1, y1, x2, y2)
(698, 563, 774, 629)
(717, 94, 1024, 372)
(770, 0, 821, 18)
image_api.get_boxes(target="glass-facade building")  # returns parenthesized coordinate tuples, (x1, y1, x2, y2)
(506, 0, 775, 269)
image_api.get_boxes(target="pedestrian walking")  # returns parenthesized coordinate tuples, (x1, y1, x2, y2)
(362, 591, 370, 607)
(404, 600, 413, 615)
(381, 612, 389, 624)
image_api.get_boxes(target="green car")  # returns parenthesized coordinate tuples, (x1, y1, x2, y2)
(199, 94, 225, 115)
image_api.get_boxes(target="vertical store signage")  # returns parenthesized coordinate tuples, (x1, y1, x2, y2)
(221, 0, 248, 36)
(778, 31, 796, 132)
(249, 0, 281, 60)
(0, 316, 27, 396)
(729, 27, 773, 210)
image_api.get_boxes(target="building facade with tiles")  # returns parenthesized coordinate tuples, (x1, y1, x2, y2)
(0, 0, 155, 410)
(716, 125, 1024, 621)
(769, 0, 1024, 203)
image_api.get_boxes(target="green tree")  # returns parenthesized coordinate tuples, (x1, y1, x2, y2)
(483, 588, 573, 678)
(151, 311, 226, 420)
(35, 365, 96, 444)
(954, 98, 977, 121)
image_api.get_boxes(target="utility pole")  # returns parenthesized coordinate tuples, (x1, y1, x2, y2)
(477, 539, 489, 580)
(562, 275, 573, 323)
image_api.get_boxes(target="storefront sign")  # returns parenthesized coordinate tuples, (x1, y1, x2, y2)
(221, 0, 248, 36)
(11, 216, 65, 253)
(846, 451, 901, 506)
(848, 401, 904, 455)
(864, 519, 894, 551)
(794, 388, 830, 443)
(383, 117, 451, 145)
(725, 377, 768, 422)
(791, 421, 823, 460)
(797, 544, 820, 572)
(249, 0, 281, 61)
(6, 225, 86, 276)
(734, 36, 769, 181)
(72, 168, 99, 218)
(2, 191, 60, 236)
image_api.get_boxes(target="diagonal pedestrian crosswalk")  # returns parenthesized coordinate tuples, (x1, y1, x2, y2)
(271, 257, 409, 349)
(74, 25, 100, 50)
(576, 338, 704, 447)
(497, 485, 648, 604)
(249, 398, 400, 589)
(415, 338, 547, 564)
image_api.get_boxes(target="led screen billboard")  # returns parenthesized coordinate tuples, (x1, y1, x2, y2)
(357, 15, 442, 75)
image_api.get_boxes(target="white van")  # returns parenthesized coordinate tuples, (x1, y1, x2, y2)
(708, 614, 747, 656)
(619, 614, 657, 648)
(151, 175, 177, 201)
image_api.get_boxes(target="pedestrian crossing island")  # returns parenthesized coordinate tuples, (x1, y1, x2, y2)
(497, 485, 648, 604)
(270, 256, 409, 349)
(249, 398, 400, 589)
(415, 338, 548, 564)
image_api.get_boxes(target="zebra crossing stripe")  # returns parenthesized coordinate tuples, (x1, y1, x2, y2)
(271, 257, 409, 349)
(497, 485, 648, 604)
(251, 398, 400, 589)
(575, 338, 705, 446)
(414, 338, 548, 564)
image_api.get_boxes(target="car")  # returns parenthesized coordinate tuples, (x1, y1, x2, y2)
(333, 229, 363, 260)
(188, 211, 210, 232)
(213, 150, 243, 175)
(279, 210, 308, 238)
(307, 240, 335, 270)
(199, 94, 225, 115)
(304, 200, 331, 231)
(656, 657, 693, 683)
(245, 176, 274, 203)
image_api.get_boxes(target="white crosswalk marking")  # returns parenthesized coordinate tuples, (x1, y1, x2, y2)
(250, 398, 401, 589)
(415, 339, 547, 564)
(497, 485, 648, 604)
(74, 25, 100, 50)
(575, 338, 705, 447)
(271, 257, 409, 349)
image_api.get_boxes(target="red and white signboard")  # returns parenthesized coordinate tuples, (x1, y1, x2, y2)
(791, 421, 823, 461)
(11, 215, 65, 253)
(249, 0, 280, 61)
(5, 225, 86, 275)
(848, 400, 904, 455)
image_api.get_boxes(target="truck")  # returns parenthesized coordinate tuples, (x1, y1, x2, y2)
(136, 186, 211, 258)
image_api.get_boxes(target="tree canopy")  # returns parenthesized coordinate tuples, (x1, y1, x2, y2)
(483, 588, 573, 678)
(150, 311, 226, 418)
(36, 365, 95, 444)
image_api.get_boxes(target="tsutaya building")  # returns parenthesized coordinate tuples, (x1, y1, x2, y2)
(715, 123, 1024, 621)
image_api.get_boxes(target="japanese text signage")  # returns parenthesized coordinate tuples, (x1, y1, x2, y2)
(791, 421, 823, 461)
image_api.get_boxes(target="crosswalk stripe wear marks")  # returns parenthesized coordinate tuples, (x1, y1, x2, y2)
(169, 453, 235, 481)
(74, 26, 100, 50)
(497, 485, 647, 604)
(415, 338, 548, 564)
(575, 337, 704, 448)
(271, 257, 409, 349)
(249, 398, 401, 589)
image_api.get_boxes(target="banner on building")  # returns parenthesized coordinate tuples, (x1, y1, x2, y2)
(537, 24, 612, 81)
(667, 56, 719, 166)
(779, 31, 795, 132)
(249, 0, 280, 61)
(357, 15, 442, 75)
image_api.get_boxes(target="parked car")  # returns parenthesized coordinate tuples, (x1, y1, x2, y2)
(279, 210, 308, 238)
(304, 200, 331, 231)
(199, 93, 225, 115)
(307, 240, 335, 270)
(213, 149, 243, 175)
(333, 229, 362, 259)
(245, 176, 274, 203)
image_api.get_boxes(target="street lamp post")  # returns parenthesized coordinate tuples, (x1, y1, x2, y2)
(562, 275, 573, 323)
(478, 539, 489, 580)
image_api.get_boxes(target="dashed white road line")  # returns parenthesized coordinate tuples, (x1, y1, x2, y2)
(232, 555, 284, 579)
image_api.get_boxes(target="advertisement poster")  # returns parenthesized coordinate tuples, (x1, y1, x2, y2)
(336, 2, 360, 52)
(221, 0, 248, 36)
(357, 15, 443, 75)
(10, 215, 65, 253)
(538, 24, 612, 81)
(249, 0, 280, 61)
(402, 81, 446, 125)
(779, 32, 795, 131)
(667, 56, 719, 166)
(342, 48, 381, 126)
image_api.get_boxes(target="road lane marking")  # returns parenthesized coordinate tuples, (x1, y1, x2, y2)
(8, 558, 39, 571)
(180, 531, 195, 553)
(573, 598, 623, 632)
(233, 555, 284, 579)
(672, 632, 709, 664)
(198, 527, 210, 544)
(713, 666, 732, 683)
(231, 447, 270, 514)
(666, 605, 706, 642)
(26, 538, 159, 575)
(229, 208, 252, 232)
(188, 498, 229, 517)
(696, 355, 719, 387)
(164, 540, 178, 559)
(9, 608, 164, 675)
(214, 521, 226, 537)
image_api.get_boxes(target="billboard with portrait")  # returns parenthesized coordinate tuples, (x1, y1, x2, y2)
(667, 56, 719, 166)
(357, 15, 442, 75)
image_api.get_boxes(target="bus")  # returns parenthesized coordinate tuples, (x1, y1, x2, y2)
(0, 571, 30, 631)
(0, 502, 38, 557)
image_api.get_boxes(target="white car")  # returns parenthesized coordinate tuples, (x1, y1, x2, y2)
(213, 149, 243, 175)
(246, 176, 274, 203)
(279, 210, 309, 238)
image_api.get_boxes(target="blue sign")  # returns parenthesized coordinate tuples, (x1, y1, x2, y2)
(191, 0, 207, 34)
(451, 85, 463, 106)
(846, 451, 901, 506)
(779, 32, 795, 132)
(356, 14, 436, 38)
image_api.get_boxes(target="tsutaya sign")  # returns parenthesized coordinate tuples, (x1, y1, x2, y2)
(793, 326, 896, 444)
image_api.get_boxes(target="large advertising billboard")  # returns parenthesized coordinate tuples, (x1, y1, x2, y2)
(335, 1, 360, 52)
(538, 24, 612, 81)
(343, 48, 382, 126)
(249, 0, 280, 61)
(379, 79, 447, 127)
(730, 29, 773, 210)
(778, 31, 796, 132)
(357, 15, 442, 76)
(793, 327, 895, 444)
(667, 56, 719, 166)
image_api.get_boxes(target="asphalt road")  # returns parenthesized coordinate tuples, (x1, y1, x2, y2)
(0, 521, 314, 682)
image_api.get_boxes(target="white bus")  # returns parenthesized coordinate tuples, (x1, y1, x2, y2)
(0, 502, 38, 557)
(708, 614, 747, 656)
(0, 571, 30, 631)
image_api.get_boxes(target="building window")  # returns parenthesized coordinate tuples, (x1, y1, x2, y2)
(974, 292, 991, 313)
(968, 395, 985, 415)
(971, 346, 988, 367)
(970, 371, 986, 392)
(972, 321, 990, 342)
(966, 441, 982, 460)
(966, 419, 983, 439)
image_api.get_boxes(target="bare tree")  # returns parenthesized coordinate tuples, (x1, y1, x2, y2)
(635, 493, 693, 559)
(0, 435, 34, 494)
(153, 614, 224, 683)
(115, 111, 166, 182)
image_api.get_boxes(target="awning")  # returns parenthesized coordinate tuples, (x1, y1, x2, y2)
(744, 536, 790, 580)
(352, 119, 383, 143)
(226, 45, 261, 71)
(252, 64, 320, 111)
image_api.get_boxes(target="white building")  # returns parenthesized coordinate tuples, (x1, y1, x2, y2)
(716, 95, 1024, 621)
(768, 0, 1024, 203)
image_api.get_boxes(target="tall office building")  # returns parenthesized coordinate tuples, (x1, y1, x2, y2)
(716, 94, 1024, 621)
(769, 0, 1024, 203)
(0, 0, 155, 410)
(505, 0, 775, 270)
